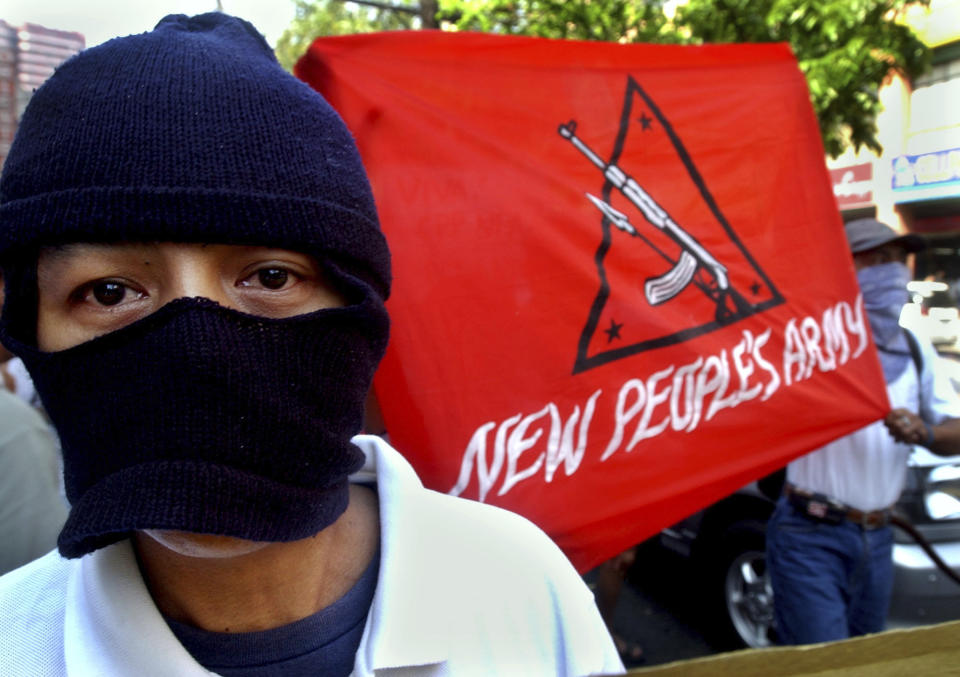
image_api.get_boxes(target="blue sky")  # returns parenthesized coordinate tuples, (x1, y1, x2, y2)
(3, 0, 297, 48)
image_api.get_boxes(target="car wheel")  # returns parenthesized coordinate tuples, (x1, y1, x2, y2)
(704, 520, 777, 649)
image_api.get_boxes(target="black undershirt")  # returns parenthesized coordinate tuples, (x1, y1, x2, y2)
(164, 550, 380, 676)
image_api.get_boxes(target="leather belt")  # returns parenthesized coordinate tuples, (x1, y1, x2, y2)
(784, 484, 891, 529)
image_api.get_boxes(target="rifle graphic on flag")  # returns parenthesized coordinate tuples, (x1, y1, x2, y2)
(559, 119, 750, 322)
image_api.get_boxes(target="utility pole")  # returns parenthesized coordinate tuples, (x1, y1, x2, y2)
(419, 0, 439, 28)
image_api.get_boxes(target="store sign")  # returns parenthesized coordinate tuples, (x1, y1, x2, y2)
(830, 163, 873, 209)
(892, 147, 960, 202)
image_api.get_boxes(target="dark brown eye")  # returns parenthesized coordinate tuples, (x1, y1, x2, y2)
(91, 281, 126, 306)
(258, 268, 289, 290)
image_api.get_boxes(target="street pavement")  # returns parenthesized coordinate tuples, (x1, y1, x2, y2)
(587, 541, 719, 669)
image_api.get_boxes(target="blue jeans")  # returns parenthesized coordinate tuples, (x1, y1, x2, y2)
(766, 497, 894, 645)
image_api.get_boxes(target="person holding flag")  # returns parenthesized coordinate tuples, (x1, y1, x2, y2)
(0, 13, 622, 676)
(766, 218, 960, 645)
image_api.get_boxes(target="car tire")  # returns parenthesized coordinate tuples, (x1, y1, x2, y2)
(702, 519, 777, 649)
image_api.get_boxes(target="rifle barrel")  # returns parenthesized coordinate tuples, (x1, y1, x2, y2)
(559, 122, 729, 291)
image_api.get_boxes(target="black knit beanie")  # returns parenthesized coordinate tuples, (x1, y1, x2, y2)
(0, 13, 392, 557)
(0, 13, 389, 298)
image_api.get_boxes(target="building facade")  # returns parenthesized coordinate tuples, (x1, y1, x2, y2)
(0, 20, 83, 169)
(827, 0, 960, 349)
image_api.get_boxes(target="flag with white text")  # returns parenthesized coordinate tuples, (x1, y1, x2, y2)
(297, 32, 890, 571)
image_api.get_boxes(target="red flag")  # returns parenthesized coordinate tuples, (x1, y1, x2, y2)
(297, 32, 889, 571)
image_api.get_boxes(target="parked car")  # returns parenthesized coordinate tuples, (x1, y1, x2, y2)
(656, 444, 960, 649)
(903, 280, 960, 350)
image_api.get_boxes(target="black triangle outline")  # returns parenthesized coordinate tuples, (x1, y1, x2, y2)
(572, 76, 785, 375)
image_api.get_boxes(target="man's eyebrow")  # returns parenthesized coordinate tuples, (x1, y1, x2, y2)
(43, 243, 86, 253)
(42, 243, 123, 258)
(38, 243, 114, 268)
(40, 244, 81, 261)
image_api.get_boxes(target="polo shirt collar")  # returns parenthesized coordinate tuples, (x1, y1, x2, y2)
(63, 435, 453, 676)
(65, 541, 211, 676)
(350, 435, 451, 675)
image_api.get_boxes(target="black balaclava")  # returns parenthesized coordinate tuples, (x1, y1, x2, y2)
(0, 13, 391, 558)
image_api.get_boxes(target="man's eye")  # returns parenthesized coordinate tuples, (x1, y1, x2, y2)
(256, 268, 290, 290)
(91, 281, 128, 306)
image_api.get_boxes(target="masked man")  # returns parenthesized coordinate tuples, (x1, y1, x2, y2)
(0, 14, 621, 676)
(766, 218, 960, 645)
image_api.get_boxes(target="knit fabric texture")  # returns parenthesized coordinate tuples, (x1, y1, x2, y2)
(0, 12, 390, 300)
(2, 294, 388, 558)
(0, 13, 393, 557)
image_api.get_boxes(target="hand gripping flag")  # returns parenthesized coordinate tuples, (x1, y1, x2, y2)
(297, 32, 890, 571)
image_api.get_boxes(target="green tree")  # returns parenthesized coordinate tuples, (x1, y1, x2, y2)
(275, 0, 423, 70)
(279, 0, 930, 156)
(441, 0, 678, 42)
(671, 0, 930, 157)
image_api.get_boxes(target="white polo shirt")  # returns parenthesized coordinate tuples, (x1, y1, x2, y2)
(0, 435, 622, 676)
(788, 336, 960, 511)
